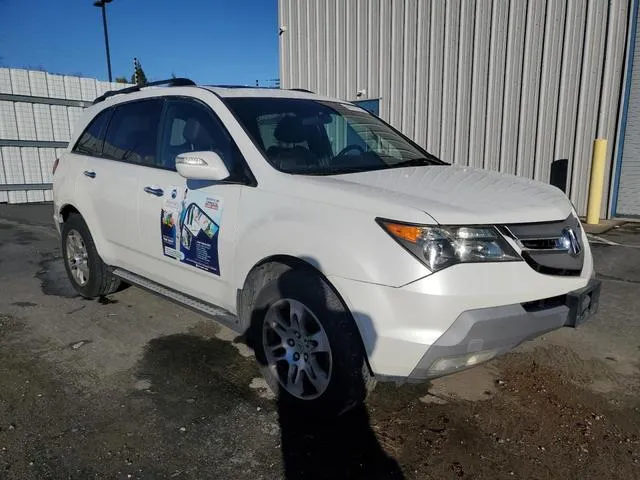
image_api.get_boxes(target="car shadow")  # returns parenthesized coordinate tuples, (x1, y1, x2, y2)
(246, 266, 405, 480)
(277, 398, 405, 479)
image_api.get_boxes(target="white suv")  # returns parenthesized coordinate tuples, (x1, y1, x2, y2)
(53, 79, 600, 414)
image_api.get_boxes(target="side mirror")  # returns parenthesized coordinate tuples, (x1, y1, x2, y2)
(175, 151, 230, 181)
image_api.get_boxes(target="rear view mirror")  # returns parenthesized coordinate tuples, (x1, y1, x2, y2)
(175, 151, 230, 181)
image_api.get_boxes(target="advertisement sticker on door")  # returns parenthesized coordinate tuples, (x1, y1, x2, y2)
(161, 187, 223, 275)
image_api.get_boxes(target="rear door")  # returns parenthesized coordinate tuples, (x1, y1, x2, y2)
(136, 95, 246, 311)
(82, 98, 164, 270)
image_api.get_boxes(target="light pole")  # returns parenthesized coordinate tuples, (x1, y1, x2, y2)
(94, 0, 113, 82)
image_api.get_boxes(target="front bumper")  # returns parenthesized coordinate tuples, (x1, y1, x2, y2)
(329, 252, 597, 380)
(408, 278, 601, 379)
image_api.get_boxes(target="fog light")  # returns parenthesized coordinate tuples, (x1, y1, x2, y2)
(427, 348, 500, 375)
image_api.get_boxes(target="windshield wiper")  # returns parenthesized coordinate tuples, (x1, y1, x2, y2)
(385, 157, 439, 169)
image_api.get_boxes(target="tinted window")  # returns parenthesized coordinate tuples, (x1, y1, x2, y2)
(102, 99, 163, 165)
(158, 99, 239, 173)
(225, 97, 443, 175)
(72, 108, 111, 156)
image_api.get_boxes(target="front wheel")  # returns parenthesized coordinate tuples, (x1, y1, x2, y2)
(251, 268, 372, 415)
(61, 214, 120, 298)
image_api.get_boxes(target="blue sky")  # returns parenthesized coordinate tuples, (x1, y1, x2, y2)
(0, 0, 279, 85)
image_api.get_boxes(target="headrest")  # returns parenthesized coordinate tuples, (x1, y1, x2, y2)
(273, 115, 307, 143)
(183, 118, 214, 148)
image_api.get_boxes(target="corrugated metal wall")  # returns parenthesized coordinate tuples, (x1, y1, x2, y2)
(0, 68, 130, 203)
(279, 0, 631, 217)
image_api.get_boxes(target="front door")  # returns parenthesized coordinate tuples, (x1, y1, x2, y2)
(78, 98, 164, 271)
(137, 96, 245, 311)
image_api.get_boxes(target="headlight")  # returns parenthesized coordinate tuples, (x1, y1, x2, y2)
(377, 220, 521, 272)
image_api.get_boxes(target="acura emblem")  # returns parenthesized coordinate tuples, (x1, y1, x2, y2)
(561, 227, 582, 257)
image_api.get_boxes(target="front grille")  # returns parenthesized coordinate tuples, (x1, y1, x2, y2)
(502, 215, 584, 276)
(522, 294, 567, 312)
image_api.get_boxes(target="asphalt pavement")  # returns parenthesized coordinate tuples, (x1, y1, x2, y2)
(0, 204, 638, 479)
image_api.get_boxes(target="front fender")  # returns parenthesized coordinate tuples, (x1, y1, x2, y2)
(234, 189, 431, 292)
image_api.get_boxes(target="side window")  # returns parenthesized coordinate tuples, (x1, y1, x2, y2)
(72, 109, 111, 156)
(158, 99, 239, 173)
(102, 99, 163, 165)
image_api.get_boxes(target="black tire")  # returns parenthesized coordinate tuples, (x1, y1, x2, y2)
(250, 267, 373, 416)
(61, 213, 120, 298)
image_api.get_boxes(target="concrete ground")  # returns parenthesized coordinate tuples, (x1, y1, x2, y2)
(0, 204, 638, 479)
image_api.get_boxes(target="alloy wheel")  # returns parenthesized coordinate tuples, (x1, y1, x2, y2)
(262, 298, 333, 399)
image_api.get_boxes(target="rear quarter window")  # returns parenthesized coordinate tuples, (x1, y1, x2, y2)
(72, 109, 111, 157)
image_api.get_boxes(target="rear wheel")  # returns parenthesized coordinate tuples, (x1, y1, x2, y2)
(61, 214, 120, 298)
(251, 268, 372, 415)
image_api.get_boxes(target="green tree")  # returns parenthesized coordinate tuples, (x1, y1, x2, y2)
(131, 58, 148, 85)
(115, 76, 128, 84)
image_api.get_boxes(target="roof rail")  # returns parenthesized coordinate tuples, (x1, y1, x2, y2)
(289, 88, 314, 93)
(93, 78, 196, 104)
(207, 84, 277, 89)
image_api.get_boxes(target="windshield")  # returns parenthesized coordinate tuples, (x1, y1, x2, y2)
(224, 97, 445, 175)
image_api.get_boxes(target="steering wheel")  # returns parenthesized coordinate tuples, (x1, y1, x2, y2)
(335, 144, 365, 158)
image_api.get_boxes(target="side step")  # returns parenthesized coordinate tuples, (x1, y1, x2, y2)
(112, 268, 240, 330)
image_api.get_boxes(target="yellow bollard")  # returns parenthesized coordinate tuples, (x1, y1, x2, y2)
(586, 139, 607, 225)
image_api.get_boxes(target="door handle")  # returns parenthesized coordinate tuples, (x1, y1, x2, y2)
(144, 186, 164, 197)
(83, 170, 96, 178)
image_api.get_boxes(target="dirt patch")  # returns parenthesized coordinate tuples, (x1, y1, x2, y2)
(367, 351, 640, 479)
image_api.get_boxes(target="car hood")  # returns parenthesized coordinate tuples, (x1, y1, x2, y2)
(301, 165, 573, 224)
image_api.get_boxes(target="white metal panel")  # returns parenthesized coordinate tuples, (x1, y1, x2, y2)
(389, 0, 405, 128)
(533, 0, 566, 184)
(0, 149, 8, 203)
(400, 0, 417, 138)
(453, 0, 474, 165)
(426, 0, 444, 154)
(14, 103, 37, 141)
(299, 0, 310, 89)
(307, 0, 319, 93)
(499, 0, 527, 174)
(336, 0, 348, 99)
(367, 0, 381, 99)
(468, 0, 492, 169)
(9, 69, 31, 95)
(1, 147, 27, 203)
(96, 80, 111, 97)
(80, 78, 97, 102)
(0, 68, 11, 94)
(21, 147, 45, 202)
(378, 0, 392, 120)
(67, 107, 83, 138)
(39, 147, 56, 184)
(326, 0, 337, 97)
(51, 105, 71, 142)
(28, 70, 49, 96)
(0, 101, 19, 139)
(63, 76, 82, 100)
(414, 0, 430, 147)
(345, 0, 357, 99)
(46, 73, 66, 99)
(516, 1, 546, 178)
(33, 104, 54, 141)
(356, 0, 369, 100)
(317, 0, 329, 94)
(571, 0, 609, 213)
(440, 0, 461, 164)
(600, 0, 631, 215)
(484, 0, 509, 172)
(617, 2, 640, 216)
(554, 0, 588, 193)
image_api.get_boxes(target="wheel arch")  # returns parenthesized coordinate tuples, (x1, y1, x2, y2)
(237, 254, 373, 375)
(58, 202, 112, 265)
